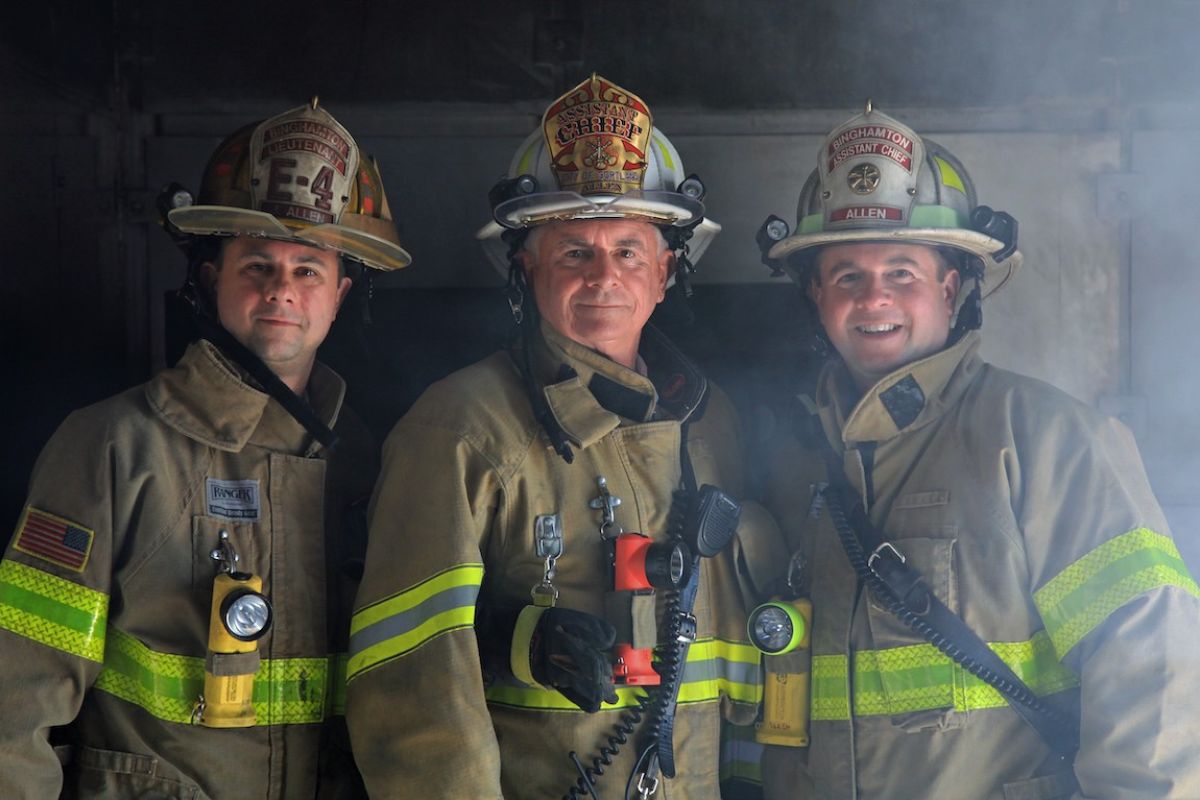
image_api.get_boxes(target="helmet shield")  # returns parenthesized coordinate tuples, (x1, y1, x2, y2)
(476, 75, 719, 275)
(169, 100, 410, 271)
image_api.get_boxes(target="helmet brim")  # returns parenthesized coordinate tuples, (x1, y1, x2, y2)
(168, 206, 411, 271)
(475, 216, 721, 282)
(768, 227, 1020, 298)
(491, 191, 704, 230)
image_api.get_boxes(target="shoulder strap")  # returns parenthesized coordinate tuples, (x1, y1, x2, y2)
(817, 443, 1079, 761)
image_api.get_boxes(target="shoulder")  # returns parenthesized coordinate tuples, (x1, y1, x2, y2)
(385, 351, 536, 470)
(970, 364, 1115, 433)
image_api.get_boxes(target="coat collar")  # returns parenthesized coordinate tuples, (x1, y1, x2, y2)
(144, 339, 346, 455)
(817, 331, 984, 445)
(533, 321, 707, 450)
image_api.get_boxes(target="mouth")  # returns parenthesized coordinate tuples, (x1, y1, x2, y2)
(255, 317, 301, 327)
(855, 323, 901, 335)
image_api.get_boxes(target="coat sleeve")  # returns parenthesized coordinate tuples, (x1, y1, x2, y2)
(1013, 409, 1200, 798)
(346, 418, 506, 797)
(0, 411, 116, 798)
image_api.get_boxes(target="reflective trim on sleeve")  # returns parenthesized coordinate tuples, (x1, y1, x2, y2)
(346, 563, 484, 681)
(1034, 527, 1200, 659)
(0, 559, 108, 662)
(94, 627, 346, 725)
(811, 631, 1078, 720)
(484, 637, 761, 710)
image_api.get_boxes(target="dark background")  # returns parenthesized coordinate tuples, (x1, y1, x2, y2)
(5, 0, 1200, 539)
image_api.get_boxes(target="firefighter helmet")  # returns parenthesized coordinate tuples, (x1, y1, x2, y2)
(476, 74, 720, 274)
(766, 102, 1020, 297)
(168, 99, 410, 271)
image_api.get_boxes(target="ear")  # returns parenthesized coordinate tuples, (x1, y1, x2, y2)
(656, 250, 674, 303)
(334, 276, 353, 311)
(942, 268, 962, 312)
(200, 260, 219, 294)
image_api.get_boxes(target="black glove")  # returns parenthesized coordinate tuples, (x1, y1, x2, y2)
(527, 606, 619, 713)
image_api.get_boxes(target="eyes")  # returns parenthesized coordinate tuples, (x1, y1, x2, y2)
(832, 267, 916, 288)
(242, 261, 322, 279)
(560, 247, 644, 263)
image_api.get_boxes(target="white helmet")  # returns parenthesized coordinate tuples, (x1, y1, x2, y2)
(763, 102, 1020, 298)
(476, 74, 719, 276)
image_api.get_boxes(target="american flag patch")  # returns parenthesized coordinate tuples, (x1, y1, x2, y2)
(13, 507, 94, 572)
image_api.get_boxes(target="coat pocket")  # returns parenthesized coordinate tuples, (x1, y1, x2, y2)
(64, 745, 200, 799)
(861, 534, 964, 731)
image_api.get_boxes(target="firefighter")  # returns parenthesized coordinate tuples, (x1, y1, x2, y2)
(752, 103, 1200, 797)
(346, 74, 768, 798)
(0, 100, 408, 798)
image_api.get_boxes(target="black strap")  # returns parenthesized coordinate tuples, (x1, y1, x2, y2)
(818, 445, 1079, 760)
(192, 313, 339, 450)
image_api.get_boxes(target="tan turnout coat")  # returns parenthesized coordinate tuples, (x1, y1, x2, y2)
(760, 332, 1200, 799)
(0, 340, 377, 799)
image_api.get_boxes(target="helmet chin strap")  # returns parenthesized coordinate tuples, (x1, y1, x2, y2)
(948, 275, 983, 346)
(178, 274, 340, 450)
(500, 233, 574, 464)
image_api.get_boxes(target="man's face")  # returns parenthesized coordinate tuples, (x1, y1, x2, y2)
(812, 242, 960, 391)
(520, 218, 671, 367)
(204, 237, 351, 388)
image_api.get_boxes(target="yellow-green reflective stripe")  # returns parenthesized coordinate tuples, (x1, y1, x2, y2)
(0, 559, 107, 662)
(485, 637, 759, 710)
(812, 654, 851, 721)
(811, 632, 1079, 720)
(681, 638, 762, 705)
(94, 627, 345, 725)
(720, 722, 763, 784)
(1034, 528, 1199, 658)
(347, 563, 483, 681)
(487, 683, 648, 711)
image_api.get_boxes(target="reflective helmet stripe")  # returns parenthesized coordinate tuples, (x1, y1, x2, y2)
(1034, 527, 1200, 659)
(484, 637, 762, 710)
(811, 631, 1079, 720)
(94, 626, 347, 724)
(0, 559, 108, 662)
(347, 563, 483, 681)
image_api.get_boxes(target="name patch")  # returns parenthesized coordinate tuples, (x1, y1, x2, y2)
(206, 478, 261, 521)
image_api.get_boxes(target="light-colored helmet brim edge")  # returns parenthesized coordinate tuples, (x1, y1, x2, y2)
(768, 227, 1021, 298)
(168, 206, 411, 271)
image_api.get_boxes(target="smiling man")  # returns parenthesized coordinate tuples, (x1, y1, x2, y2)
(346, 75, 765, 798)
(751, 104, 1200, 798)
(0, 101, 409, 799)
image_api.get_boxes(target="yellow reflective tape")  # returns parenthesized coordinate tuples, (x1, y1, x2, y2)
(347, 605, 475, 682)
(1034, 528, 1200, 658)
(485, 637, 759, 710)
(811, 633, 1075, 724)
(653, 130, 676, 172)
(486, 683, 648, 711)
(94, 627, 345, 725)
(0, 559, 108, 662)
(350, 563, 483, 634)
(811, 633, 1078, 721)
(934, 155, 967, 194)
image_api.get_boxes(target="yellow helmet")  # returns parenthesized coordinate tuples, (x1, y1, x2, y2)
(168, 99, 410, 271)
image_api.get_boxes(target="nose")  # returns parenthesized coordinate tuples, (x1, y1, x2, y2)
(584, 252, 621, 288)
(855, 273, 892, 309)
(264, 268, 296, 303)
